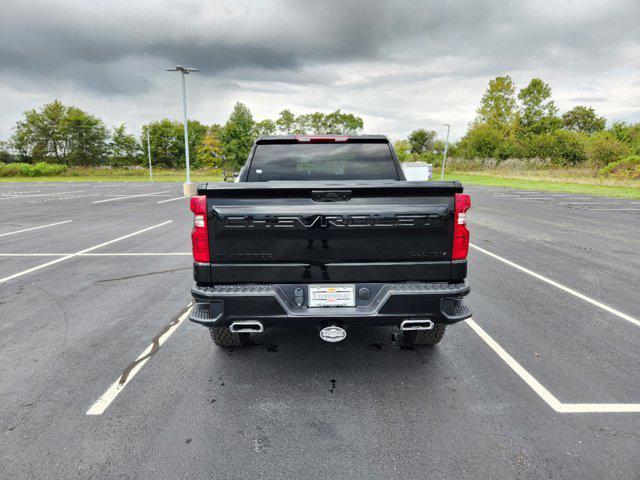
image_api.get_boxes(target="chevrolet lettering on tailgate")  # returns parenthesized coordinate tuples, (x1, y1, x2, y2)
(222, 214, 433, 229)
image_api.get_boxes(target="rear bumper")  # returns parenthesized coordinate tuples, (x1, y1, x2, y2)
(189, 281, 471, 328)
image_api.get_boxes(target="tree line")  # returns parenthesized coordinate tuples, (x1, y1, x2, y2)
(3, 77, 639, 177)
(395, 76, 640, 172)
(2, 101, 364, 171)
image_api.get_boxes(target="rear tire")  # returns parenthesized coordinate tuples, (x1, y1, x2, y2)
(208, 327, 249, 348)
(399, 324, 446, 346)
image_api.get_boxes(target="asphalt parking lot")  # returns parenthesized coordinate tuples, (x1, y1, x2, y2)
(1, 181, 639, 479)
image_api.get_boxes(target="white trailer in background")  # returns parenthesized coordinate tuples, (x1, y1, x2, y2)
(401, 162, 433, 181)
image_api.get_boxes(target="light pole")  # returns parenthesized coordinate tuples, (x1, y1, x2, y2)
(146, 129, 153, 182)
(167, 66, 198, 193)
(440, 123, 450, 180)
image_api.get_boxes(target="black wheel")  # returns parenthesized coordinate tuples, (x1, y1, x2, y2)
(399, 324, 447, 346)
(208, 327, 250, 348)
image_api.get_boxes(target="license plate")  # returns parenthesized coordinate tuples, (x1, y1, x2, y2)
(308, 284, 356, 307)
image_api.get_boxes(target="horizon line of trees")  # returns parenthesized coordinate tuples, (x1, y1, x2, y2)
(1, 101, 364, 172)
(395, 76, 640, 171)
(2, 76, 639, 175)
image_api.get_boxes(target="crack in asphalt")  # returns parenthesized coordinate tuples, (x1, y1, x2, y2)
(118, 306, 190, 385)
(96, 267, 191, 283)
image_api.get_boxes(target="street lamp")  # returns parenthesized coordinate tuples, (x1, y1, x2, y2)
(146, 129, 153, 182)
(440, 123, 450, 181)
(167, 66, 198, 193)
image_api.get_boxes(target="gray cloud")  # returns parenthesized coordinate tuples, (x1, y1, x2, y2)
(0, 0, 638, 138)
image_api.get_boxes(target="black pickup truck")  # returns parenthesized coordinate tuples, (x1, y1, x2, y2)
(189, 135, 471, 347)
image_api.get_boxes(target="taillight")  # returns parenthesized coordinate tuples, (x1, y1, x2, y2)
(190, 195, 210, 263)
(452, 193, 471, 260)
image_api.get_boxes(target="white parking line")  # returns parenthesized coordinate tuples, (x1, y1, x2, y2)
(80, 252, 190, 256)
(466, 319, 562, 410)
(514, 197, 556, 200)
(586, 208, 640, 211)
(470, 243, 640, 328)
(0, 252, 190, 257)
(0, 253, 66, 257)
(92, 191, 170, 204)
(1, 191, 84, 198)
(560, 202, 622, 205)
(157, 196, 187, 204)
(466, 318, 640, 413)
(0, 221, 173, 284)
(86, 305, 192, 415)
(0, 220, 72, 238)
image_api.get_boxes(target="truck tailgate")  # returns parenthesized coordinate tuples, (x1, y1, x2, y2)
(198, 181, 464, 283)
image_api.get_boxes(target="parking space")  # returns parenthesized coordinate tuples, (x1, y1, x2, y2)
(0, 182, 172, 207)
(469, 251, 640, 404)
(468, 186, 640, 213)
(1, 181, 639, 479)
(465, 194, 640, 321)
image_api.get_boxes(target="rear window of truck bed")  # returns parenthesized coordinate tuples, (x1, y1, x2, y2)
(246, 142, 400, 181)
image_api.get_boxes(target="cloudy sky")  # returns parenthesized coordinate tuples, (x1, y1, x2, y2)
(1, 0, 639, 141)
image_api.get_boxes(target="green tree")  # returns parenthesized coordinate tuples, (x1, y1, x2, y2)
(142, 118, 207, 168)
(220, 102, 255, 170)
(11, 100, 108, 165)
(109, 124, 140, 167)
(307, 112, 327, 133)
(477, 75, 517, 128)
(522, 131, 588, 164)
(393, 140, 411, 162)
(276, 109, 296, 134)
(63, 107, 108, 166)
(142, 119, 183, 168)
(562, 106, 606, 133)
(458, 123, 504, 158)
(293, 114, 311, 134)
(598, 155, 640, 179)
(196, 124, 223, 168)
(274, 109, 364, 135)
(325, 110, 364, 134)
(253, 119, 277, 138)
(585, 132, 631, 166)
(433, 139, 447, 155)
(0, 140, 14, 163)
(517, 78, 561, 135)
(12, 100, 69, 162)
(551, 130, 588, 165)
(608, 121, 640, 154)
(185, 120, 208, 168)
(408, 129, 437, 154)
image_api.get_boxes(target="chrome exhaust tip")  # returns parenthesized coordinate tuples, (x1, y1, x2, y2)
(229, 321, 264, 333)
(400, 319, 435, 331)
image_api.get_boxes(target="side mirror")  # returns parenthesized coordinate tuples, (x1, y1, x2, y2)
(223, 170, 239, 182)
